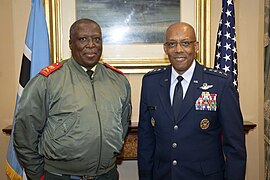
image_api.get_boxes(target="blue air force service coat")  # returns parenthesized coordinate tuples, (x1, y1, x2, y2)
(138, 61, 246, 180)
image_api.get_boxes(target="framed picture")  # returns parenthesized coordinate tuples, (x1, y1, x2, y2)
(44, 0, 211, 73)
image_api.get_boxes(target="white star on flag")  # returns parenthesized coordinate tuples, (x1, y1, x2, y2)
(214, 0, 238, 91)
(225, 21, 231, 28)
(227, 0, 233, 6)
(216, 52, 221, 59)
(224, 43, 231, 50)
(224, 54, 231, 61)
(223, 65, 231, 73)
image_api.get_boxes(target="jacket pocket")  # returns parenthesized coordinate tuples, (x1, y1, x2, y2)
(53, 112, 80, 139)
(181, 157, 225, 176)
(200, 157, 225, 175)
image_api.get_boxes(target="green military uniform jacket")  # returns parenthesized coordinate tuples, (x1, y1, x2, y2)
(14, 58, 132, 180)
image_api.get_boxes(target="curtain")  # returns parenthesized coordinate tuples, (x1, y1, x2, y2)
(264, 0, 270, 179)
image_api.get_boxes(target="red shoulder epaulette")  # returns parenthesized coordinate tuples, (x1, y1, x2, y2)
(39, 62, 63, 77)
(104, 63, 123, 75)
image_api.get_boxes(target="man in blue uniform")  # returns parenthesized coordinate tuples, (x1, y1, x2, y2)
(138, 22, 246, 180)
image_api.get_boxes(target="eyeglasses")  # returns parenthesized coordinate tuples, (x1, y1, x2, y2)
(164, 40, 196, 49)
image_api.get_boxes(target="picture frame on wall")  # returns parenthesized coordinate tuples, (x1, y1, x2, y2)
(44, 0, 210, 73)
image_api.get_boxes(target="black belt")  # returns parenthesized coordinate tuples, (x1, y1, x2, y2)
(65, 175, 98, 180)
(47, 166, 117, 180)
(49, 172, 99, 180)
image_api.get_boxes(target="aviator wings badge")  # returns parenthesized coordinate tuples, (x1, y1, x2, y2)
(200, 83, 213, 90)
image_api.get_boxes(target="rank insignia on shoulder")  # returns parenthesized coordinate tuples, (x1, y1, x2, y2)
(195, 92, 217, 111)
(104, 63, 123, 75)
(150, 117, 155, 127)
(200, 83, 213, 90)
(39, 62, 62, 77)
(200, 118, 210, 130)
(203, 67, 228, 78)
(145, 67, 167, 76)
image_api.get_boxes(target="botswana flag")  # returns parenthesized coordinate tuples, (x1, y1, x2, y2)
(5, 0, 50, 179)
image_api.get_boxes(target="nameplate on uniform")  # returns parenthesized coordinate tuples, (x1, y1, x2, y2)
(147, 106, 156, 110)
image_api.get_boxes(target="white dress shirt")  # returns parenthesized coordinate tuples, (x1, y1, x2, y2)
(170, 60, 196, 105)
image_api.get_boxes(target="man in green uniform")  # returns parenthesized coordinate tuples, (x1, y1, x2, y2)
(13, 18, 132, 180)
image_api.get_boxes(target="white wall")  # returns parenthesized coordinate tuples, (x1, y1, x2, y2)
(0, 0, 29, 179)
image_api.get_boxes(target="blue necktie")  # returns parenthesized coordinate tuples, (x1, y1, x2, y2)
(173, 76, 184, 119)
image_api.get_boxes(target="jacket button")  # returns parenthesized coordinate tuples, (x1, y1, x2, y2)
(172, 160, 177, 166)
(174, 125, 178, 130)
(172, 143, 177, 148)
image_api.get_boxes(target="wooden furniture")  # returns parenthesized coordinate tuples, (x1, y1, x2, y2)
(2, 121, 257, 162)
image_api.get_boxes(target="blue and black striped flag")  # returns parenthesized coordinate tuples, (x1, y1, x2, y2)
(6, 0, 50, 179)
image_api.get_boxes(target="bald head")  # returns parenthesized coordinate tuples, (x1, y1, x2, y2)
(69, 18, 103, 69)
(69, 18, 101, 40)
(163, 22, 199, 74)
(165, 22, 196, 42)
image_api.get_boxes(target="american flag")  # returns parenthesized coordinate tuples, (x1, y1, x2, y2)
(214, 0, 238, 91)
